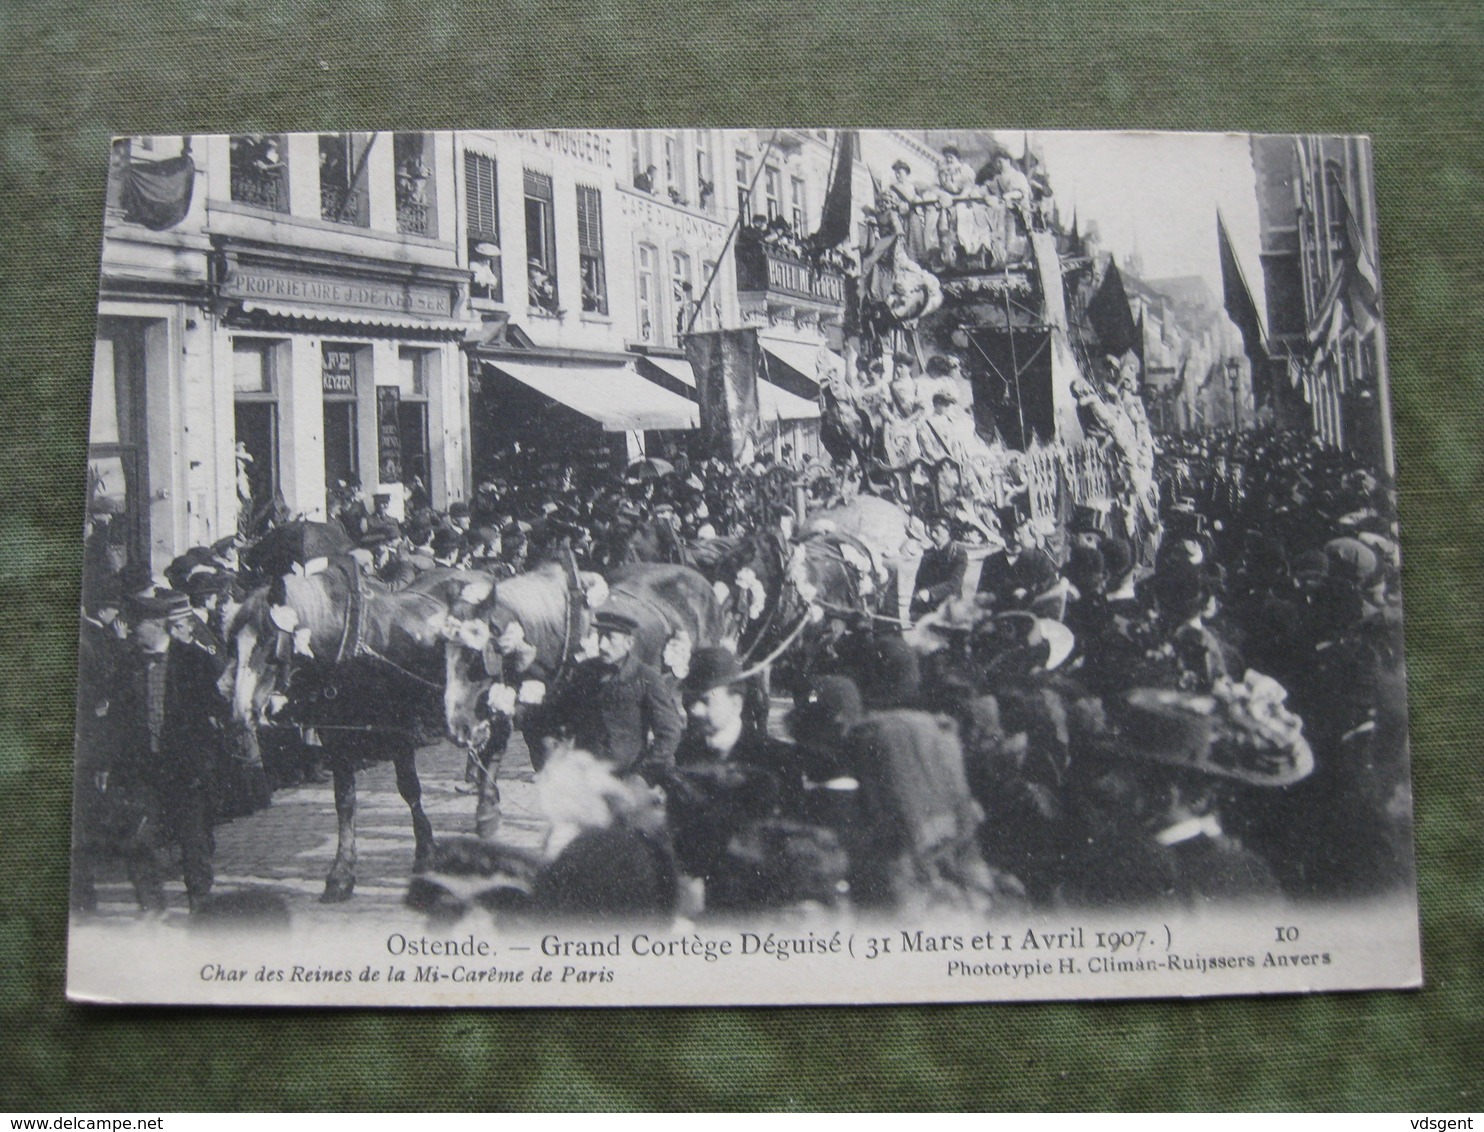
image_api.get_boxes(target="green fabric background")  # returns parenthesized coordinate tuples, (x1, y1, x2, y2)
(1, 0, 1481, 1111)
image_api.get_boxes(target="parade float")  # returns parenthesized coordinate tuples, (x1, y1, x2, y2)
(828, 135, 1161, 560)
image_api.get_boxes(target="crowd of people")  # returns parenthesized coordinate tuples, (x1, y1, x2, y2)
(74, 398, 1411, 924)
(496, 426, 1409, 922)
(865, 143, 1056, 277)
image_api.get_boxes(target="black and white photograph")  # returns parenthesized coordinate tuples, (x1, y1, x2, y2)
(66, 127, 1420, 1006)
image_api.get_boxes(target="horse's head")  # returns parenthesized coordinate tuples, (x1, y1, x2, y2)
(227, 568, 353, 728)
(727, 531, 788, 655)
(441, 565, 593, 750)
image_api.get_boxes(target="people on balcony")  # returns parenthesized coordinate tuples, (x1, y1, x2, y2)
(397, 155, 430, 207)
(737, 212, 852, 273)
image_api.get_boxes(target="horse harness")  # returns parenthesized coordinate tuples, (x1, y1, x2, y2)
(325, 559, 444, 693)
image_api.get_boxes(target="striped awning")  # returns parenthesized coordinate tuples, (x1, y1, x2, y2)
(238, 300, 472, 335)
(484, 359, 699, 432)
(636, 354, 698, 389)
(757, 379, 820, 422)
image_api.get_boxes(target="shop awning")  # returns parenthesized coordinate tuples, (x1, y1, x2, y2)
(636, 354, 697, 389)
(238, 300, 472, 335)
(485, 359, 699, 432)
(757, 379, 820, 422)
(761, 339, 838, 389)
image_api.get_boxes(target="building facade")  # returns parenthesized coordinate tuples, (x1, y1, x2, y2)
(91, 129, 982, 577)
(95, 131, 472, 576)
(1250, 134, 1390, 466)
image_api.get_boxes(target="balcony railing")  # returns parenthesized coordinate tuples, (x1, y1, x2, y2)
(321, 184, 365, 226)
(231, 169, 287, 212)
(735, 236, 846, 307)
(397, 199, 431, 237)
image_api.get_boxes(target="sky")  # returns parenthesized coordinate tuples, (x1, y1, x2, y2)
(1027, 130, 1265, 308)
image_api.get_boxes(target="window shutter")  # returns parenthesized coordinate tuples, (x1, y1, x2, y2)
(576, 185, 603, 254)
(523, 168, 553, 201)
(464, 152, 499, 241)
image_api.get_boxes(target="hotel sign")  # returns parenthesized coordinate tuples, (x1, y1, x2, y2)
(225, 266, 454, 319)
(736, 242, 846, 307)
(764, 255, 846, 305)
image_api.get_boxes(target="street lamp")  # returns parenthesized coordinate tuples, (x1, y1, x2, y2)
(1225, 357, 1243, 432)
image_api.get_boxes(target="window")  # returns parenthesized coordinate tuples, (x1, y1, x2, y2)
(763, 166, 783, 222)
(695, 136, 716, 213)
(393, 133, 436, 237)
(234, 339, 276, 394)
(229, 134, 287, 212)
(663, 133, 686, 205)
(699, 260, 721, 330)
(523, 169, 558, 313)
(233, 339, 281, 535)
(319, 133, 371, 226)
(736, 152, 753, 219)
(398, 348, 433, 509)
(672, 252, 694, 336)
(576, 185, 608, 315)
(465, 151, 503, 302)
(637, 244, 660, 342)
(321, 344, 361, 505)
(790, 176, 807, 233)
(89, 319, 150, 565)
(631, 130, 657, 192)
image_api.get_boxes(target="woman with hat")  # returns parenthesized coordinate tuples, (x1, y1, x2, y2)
(1058, 714, 1288, 910)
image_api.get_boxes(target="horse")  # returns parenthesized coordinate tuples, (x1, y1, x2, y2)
(228, 558, 461, 901)
(672, 517, 901, 715)
(441, 558, 728, 836)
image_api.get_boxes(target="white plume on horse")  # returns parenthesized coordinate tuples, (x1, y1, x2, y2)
(579, 571, 609, 609)
(732, 567, 766, 620)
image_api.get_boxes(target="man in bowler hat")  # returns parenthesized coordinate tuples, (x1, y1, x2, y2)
(109, 590, 227, 913)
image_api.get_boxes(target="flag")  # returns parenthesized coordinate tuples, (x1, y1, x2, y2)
(1217, 210, 1267, 365)
(1335, 182, 1381, 333)
(120, 144, 196, 230)
(1293, 136, 1315, 216)
(1307, 269, 1345, 366)
(1085, 259, 1140, 359)
(807, 129, 855, 254)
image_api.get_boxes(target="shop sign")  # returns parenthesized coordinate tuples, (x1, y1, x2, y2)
(508, 129, 614, 169)
(225, 265, 454, 318)
(765, 255, 846, 304)
(376, 386, 402, 481)
(322, 347, 356, 394)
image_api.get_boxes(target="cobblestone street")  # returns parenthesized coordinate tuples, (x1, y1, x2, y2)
(82, 735, 548, 928)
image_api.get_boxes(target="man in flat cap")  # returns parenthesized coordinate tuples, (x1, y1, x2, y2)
(547, 609, 683, 783)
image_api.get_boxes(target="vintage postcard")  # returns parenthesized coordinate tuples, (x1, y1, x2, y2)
(67, 128, 1419, 1005)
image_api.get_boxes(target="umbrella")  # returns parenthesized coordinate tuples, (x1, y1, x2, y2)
(242, 520, 353, 578)
(625, 457, 675, 481)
